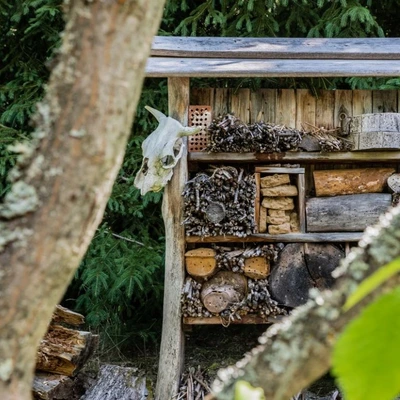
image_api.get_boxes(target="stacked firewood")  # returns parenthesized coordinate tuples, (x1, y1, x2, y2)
(206, 114, 303, 153)
(177, 367, 211, 400)
(259, 173, 300, 234)
(181, 277, 212, 318)
(183, 167, 256, 237)
(33, 306, 98, 400)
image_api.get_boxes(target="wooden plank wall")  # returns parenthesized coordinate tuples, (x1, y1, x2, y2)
(190, 88, 399, 128)
(190, 88, 400, 193)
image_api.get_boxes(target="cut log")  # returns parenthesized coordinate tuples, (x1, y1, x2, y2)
(244, 257, 270, 279)
(306, 193, 392, 232)
(52, 305, 84, 326)
(261, 185, 298, 197)
(388, 173, 400, 193)
(313, 167, 394, 197)
(185, 248, 217, 279)
(269, 243, 344, 307)
(32, 373, 74, 400)
(82, 365, 147, 400)
(36, 325, 98, 376)
(200, 271, 247, 314)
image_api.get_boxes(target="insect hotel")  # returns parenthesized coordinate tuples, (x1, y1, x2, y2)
(140, 37, 400, 399)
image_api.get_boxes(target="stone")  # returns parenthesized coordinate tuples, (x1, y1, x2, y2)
(290, 212, 300, 232)
(258, 206, 267, 233)
(268, 209, 286, 217)
(266, 215, 290, 225)
(261, 185, 298, 197)
(260, 174, 290, 188)
(268, 223, 291, 234)
(262, 197, 294, 210)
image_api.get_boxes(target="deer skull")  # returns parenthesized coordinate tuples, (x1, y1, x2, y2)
(134, 106, 201, 195)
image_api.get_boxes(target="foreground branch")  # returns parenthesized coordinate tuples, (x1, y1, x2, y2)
(211, 206, 400, 400)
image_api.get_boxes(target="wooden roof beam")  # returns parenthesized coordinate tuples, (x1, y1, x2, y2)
(151, 36, 400, 60)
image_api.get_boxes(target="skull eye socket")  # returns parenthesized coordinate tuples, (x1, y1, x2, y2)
(161, 155, 175, 167)
(142, 158, 149, 175)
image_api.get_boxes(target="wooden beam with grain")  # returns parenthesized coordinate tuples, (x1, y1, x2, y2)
(146, 58, 400, 78)
(155, 78, 190, 400)
(151, 37, 400, 60)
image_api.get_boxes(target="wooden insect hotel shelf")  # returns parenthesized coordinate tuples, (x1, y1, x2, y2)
(146, 36, 400, 400)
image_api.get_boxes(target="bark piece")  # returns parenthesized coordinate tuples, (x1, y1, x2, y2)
(32, 373, 74, 400)
(262, 197, 294, 210)
(266, 215, 290, 225)
(200, 272, 247, 314)
(52, 305, 84, 326)
(244, 257, 270, 280)
(261, 185, 298, 197)
(304, 243, 344, 289)
(268, 223, 291, 234)
(306, 193, 392, 232)
(185, 248, 217, 279)
(260, 174, 290, 188)
(388, 173, 400, 193)
(259, 206, 267, 233)
(82, 365, 147, 400)
(313, 168, 395, 197)
(298, 134, 321, 151)
(36, 325, 98, 377)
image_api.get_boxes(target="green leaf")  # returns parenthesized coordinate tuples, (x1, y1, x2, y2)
(234, 380, 265, 400)
(344, 257, 400, 311)
(333, 287, 400, 400)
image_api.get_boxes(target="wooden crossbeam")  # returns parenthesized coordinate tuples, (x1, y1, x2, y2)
(151, 36, 400, 60)
(145, 57, 400, 77)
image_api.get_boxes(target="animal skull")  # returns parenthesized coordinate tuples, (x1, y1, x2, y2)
(134, 106, 201, 195)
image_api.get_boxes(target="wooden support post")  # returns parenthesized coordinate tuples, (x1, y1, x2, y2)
(155, 77, 190, 400)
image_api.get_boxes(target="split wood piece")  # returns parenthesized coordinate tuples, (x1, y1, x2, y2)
(306, 193, 392, 232)
(313, 167, 395, 197)
(52, 305, 84, 326)
(185, 248, 217, 279)
(200, 271, 247, 314)
(32, 373, 74, 400)
(261, 185, 298, 197)
(36, 325, 98, 376)
(260, 174, 290, 188)
(388, 173, 400, 193)
(262, 197, 294, 210)
(269, 243, 344, 307)
(244, 257, 270, 280)
(82, 365, 147, 400)
(259, 206, 267, 233)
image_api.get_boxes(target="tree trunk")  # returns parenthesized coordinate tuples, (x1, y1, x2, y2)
(0, 1, 165, 399)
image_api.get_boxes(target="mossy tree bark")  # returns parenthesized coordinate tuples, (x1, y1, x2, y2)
(0, 1, 165, 399)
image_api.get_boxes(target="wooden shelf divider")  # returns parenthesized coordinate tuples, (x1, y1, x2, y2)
(183, 315, 283, 325)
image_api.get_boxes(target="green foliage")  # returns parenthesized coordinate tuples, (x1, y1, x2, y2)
(234, 380, 266, 400)
(344, 257, 400, 311)
(332, 287, 400, 400)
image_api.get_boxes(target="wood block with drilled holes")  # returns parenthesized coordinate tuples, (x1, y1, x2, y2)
(262, 197, 294, 210)
(259, 206, 267, 233)
(260, 174, 290, 188)
(185, 248, 217, 279)
(268, 223, 291, 234)
(261, 185, 298, 197)
(244, 257, 270, 280)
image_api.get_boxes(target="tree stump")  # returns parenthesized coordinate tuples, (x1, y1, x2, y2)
(269, 243, 344, 307)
